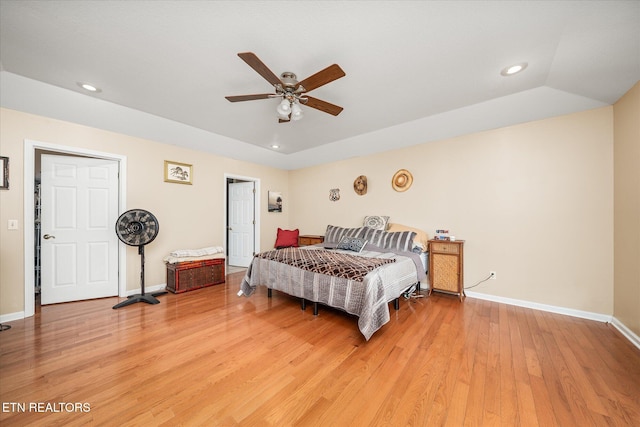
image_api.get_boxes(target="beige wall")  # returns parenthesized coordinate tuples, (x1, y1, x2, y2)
(290, 107, 614, 314)
(0, 108, 290, 316)
(613, 81, 640, 336)
(0, 104, 621, 320)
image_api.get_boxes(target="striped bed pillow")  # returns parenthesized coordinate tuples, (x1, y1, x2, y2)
(324, 225, 365, 244)
(360, 227, 417, 252)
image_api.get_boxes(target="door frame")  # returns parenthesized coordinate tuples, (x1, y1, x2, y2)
(223, 173, 260, 263)
(23, 139, 127, 318)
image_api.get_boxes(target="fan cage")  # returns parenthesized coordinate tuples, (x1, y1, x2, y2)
(115, 209, 159, 247)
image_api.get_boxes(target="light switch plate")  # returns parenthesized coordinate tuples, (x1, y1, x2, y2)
(8, 219, 19, 230)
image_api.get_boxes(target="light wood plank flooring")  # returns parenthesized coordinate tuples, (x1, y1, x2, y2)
(1, 271, 639, 426)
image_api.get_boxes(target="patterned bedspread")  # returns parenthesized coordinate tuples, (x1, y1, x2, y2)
(240, 247, 416, 340)
(254, 247, 395, 281)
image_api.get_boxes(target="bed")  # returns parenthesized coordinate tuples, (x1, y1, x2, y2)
(239, 225, 428, 340)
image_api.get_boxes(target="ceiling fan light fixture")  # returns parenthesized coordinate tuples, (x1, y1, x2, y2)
(290, 102, 303, 121)
(276, 98, 291, 116)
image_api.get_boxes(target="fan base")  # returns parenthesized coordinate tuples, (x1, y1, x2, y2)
(112, 291, 167, 309)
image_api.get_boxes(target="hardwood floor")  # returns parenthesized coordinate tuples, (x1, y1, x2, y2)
(1, 271, 639, 426)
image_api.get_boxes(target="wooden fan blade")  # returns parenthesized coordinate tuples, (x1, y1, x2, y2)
(237, 52, 282, 87)
(303, 96, 344, 116)
(225, 94, 273, 102)
(296, 64, 345, 92)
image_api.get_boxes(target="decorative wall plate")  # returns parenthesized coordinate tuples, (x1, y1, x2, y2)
(353, 175, 367, 195)
(392, 169, 413, 192)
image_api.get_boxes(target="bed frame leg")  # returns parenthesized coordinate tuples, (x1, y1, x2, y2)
(267, 288, 272, 298)
(394, 298, 400, 310)
(416, 282, 421, 292)
(313, 302, 319, 316)
(301, 299, 306, 310)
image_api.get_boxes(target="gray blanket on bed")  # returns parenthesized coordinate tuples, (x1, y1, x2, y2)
(240, 246, 419, 340)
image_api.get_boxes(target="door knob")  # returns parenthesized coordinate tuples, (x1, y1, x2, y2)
(43, 234, 55, 240)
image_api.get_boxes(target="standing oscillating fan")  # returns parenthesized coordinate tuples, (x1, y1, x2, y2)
(112, 209, 166, 309)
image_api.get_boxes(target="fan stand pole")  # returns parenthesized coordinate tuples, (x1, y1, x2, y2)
(112, 245, 167, 309)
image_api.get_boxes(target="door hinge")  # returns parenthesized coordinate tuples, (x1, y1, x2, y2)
(253, 188, 256, 194)
(252, 220, 255, 225)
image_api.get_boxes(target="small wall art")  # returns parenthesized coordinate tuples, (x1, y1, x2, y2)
(0, 156, 8, 189)
(268, 191, 283, 212)
(353, 175, 367, 195)
(164, 160, 192, 185)
(329, 188, 340, 201)
(392, 169, 413, 192)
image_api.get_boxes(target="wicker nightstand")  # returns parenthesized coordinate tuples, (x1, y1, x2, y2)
(428, 239, 465, 301)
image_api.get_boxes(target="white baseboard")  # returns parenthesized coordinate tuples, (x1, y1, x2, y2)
(466, 292, 640, 350)
(610, 317, 640, 351)
(0, 311, 25, 324)
(465, 291, 612, 323)
(1, 284, 168, 324)
(124, 283, 167, 296)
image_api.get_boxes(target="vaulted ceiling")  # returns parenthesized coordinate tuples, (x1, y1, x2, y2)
(1, 1, 638, 169)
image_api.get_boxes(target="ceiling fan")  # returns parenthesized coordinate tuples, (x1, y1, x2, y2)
(225, 52, 345, 122)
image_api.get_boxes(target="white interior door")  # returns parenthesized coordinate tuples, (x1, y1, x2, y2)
(228, 181, 255, 267)
(40, 155, 119, 304)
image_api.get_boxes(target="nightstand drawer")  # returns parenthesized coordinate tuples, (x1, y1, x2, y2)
(298, 235, 324, 246)
(430, 242, 460, 254)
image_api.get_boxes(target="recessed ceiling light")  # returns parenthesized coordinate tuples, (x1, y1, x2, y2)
(77, 82, 102, 93)
(271, 144, 280, 149)
(500, 62, 528, 76)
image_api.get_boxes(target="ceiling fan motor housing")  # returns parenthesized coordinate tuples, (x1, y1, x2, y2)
(280, 72, 298, 87)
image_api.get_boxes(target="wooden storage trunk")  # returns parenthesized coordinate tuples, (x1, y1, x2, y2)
(166, 258, 225, 293)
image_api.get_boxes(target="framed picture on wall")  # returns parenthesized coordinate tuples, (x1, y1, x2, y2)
(268, 191, 283, 212)
(164, 160, 192, 185)
(0, 156, 8, 189)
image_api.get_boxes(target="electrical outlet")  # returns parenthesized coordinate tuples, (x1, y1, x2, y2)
(489, 271, 497, 280)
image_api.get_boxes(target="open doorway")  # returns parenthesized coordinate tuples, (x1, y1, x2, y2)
(225, 174, 260, 273)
